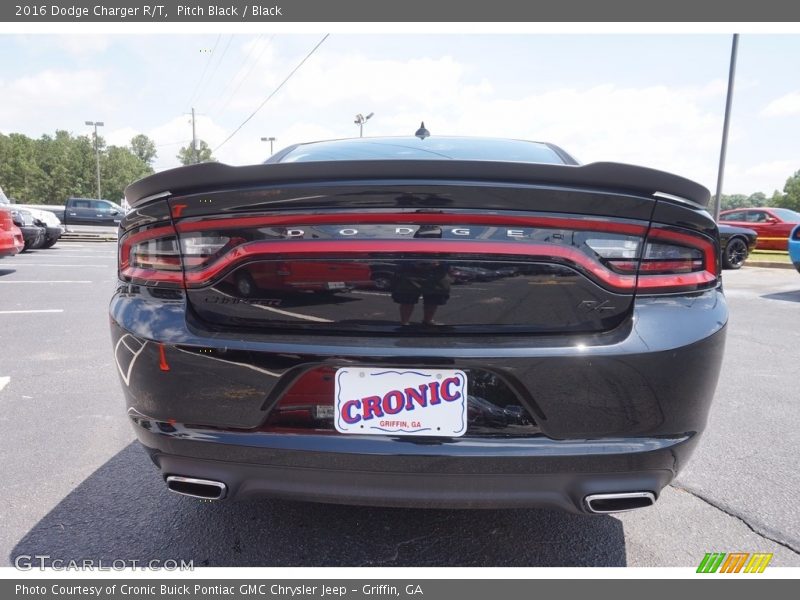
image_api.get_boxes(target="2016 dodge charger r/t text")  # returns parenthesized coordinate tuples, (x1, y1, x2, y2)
(110, 136, 727, 513)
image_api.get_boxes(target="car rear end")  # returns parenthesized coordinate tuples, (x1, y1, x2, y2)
(0, 207, 25, 258)
(789, 224, 800, 273)
(110, 148, 726, 513)
(10, 209, 45, 251)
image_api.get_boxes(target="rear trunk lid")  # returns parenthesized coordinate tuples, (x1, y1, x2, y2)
(121, 160, 715, 336)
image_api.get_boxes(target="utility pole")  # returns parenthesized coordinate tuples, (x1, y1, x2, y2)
(714, 34, 739, 222)
(85, 120, 104, 199)
(191, 107, 198, 164)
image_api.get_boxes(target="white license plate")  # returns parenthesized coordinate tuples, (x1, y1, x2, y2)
(326, 282, 347, 289)
(334, 368, 467, 437)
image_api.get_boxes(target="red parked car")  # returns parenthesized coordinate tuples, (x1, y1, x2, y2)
(0, 207, 25, 259)
(719, 207, 800, 250)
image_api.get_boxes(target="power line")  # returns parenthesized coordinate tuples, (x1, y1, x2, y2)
(195, 34, 235, 108)
(211, 34, 275, 118)
(213, 33, 329, 154)
(184, 34, 221, 112)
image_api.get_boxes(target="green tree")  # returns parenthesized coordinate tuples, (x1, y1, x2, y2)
(177, 139, 215, 165)
(774, 170, 800, 211)
(101, 146, 154, 202)
(130, 134, 157, 166)
(746, 191, 767, 206)
(33, 130, 98, 203)
(0, 133, 44, 202)
(720, 194, 749, 210)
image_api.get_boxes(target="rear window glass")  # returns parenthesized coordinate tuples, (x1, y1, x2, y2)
(770, 208, 800, 221)
(721, 212, 745, 221)
(275, 138, 566, 165)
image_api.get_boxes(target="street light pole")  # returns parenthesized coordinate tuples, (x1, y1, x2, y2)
(85, 120, 104, 199)
(261, 136, 276, 156)
(354, 112, 374, 137)
(714, 34, 739, 222)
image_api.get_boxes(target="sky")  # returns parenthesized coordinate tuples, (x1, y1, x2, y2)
(1, 33, 799, 195)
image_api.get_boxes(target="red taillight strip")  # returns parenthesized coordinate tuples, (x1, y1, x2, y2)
(175, 213, 648, 236)
(637, 271, 716, 289)
(182, 239, 637, 291)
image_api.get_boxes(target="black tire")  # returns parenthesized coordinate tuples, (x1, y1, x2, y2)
(723, 237, 748, 270)
(42, 236, 59, 249)
(235, 271, 257, 297)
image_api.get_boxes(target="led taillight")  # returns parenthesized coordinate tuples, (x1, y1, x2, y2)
(635, 228, 718, 293)
(586, 227, 718, 292)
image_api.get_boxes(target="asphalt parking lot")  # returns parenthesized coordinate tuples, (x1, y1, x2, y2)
(1, 241, 798, 568)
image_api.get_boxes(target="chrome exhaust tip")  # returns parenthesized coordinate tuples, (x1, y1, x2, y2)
(584, 491, 655, 514)
(166, 476, 227, 500)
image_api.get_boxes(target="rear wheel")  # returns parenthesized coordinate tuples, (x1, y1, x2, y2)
(235, 271, 257, 297)
(723, 237, 748, 269)
(42, 237, 59, 249)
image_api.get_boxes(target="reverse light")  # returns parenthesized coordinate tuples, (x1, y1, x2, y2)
(179, 233, 234, 268)
(119, 226, 183, 286)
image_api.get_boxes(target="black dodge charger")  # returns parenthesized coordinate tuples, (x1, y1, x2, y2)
(110, 136, 727, 514)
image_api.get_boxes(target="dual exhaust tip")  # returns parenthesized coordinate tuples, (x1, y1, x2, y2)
(166, 476, 227, 500)
(584, 491, 655, 514)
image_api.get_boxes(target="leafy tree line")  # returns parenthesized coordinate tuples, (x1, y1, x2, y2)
(719, 170, 800, 212)
(0, 131, 157, 204)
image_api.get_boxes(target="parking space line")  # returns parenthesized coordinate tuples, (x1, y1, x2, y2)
(0, 281, 92, 284)
(0, 377, 9, 392)
(0, 309, 64, 314)
(251, 303, 334, 323)
(6, 264, 110, 267)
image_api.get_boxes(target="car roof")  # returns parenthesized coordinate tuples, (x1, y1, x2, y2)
(267, 136, 578, 166)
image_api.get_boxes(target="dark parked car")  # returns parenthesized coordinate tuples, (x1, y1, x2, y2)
(111, 136, 727, 514)
(0, 187, 64, 247)
(10, 209, 45, 251)
(19, 197, 124, 235)
(718, 224, 757, 269)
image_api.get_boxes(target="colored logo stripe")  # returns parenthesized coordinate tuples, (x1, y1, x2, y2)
(744, 553, 773, 573)
(697, 552, 773, 573)
(720, 553, 749, 573)
(697, 552, 726, 573)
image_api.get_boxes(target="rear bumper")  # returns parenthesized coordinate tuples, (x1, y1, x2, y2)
(151, 442, 677, 511)
(111, 285, 727, 510)
(18, 225, 44, 247)
(43, 226, 62, 242)
(0, 229, 23, 257)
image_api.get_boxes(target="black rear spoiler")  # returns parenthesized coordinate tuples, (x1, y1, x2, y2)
(125, 160, 710, 209)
